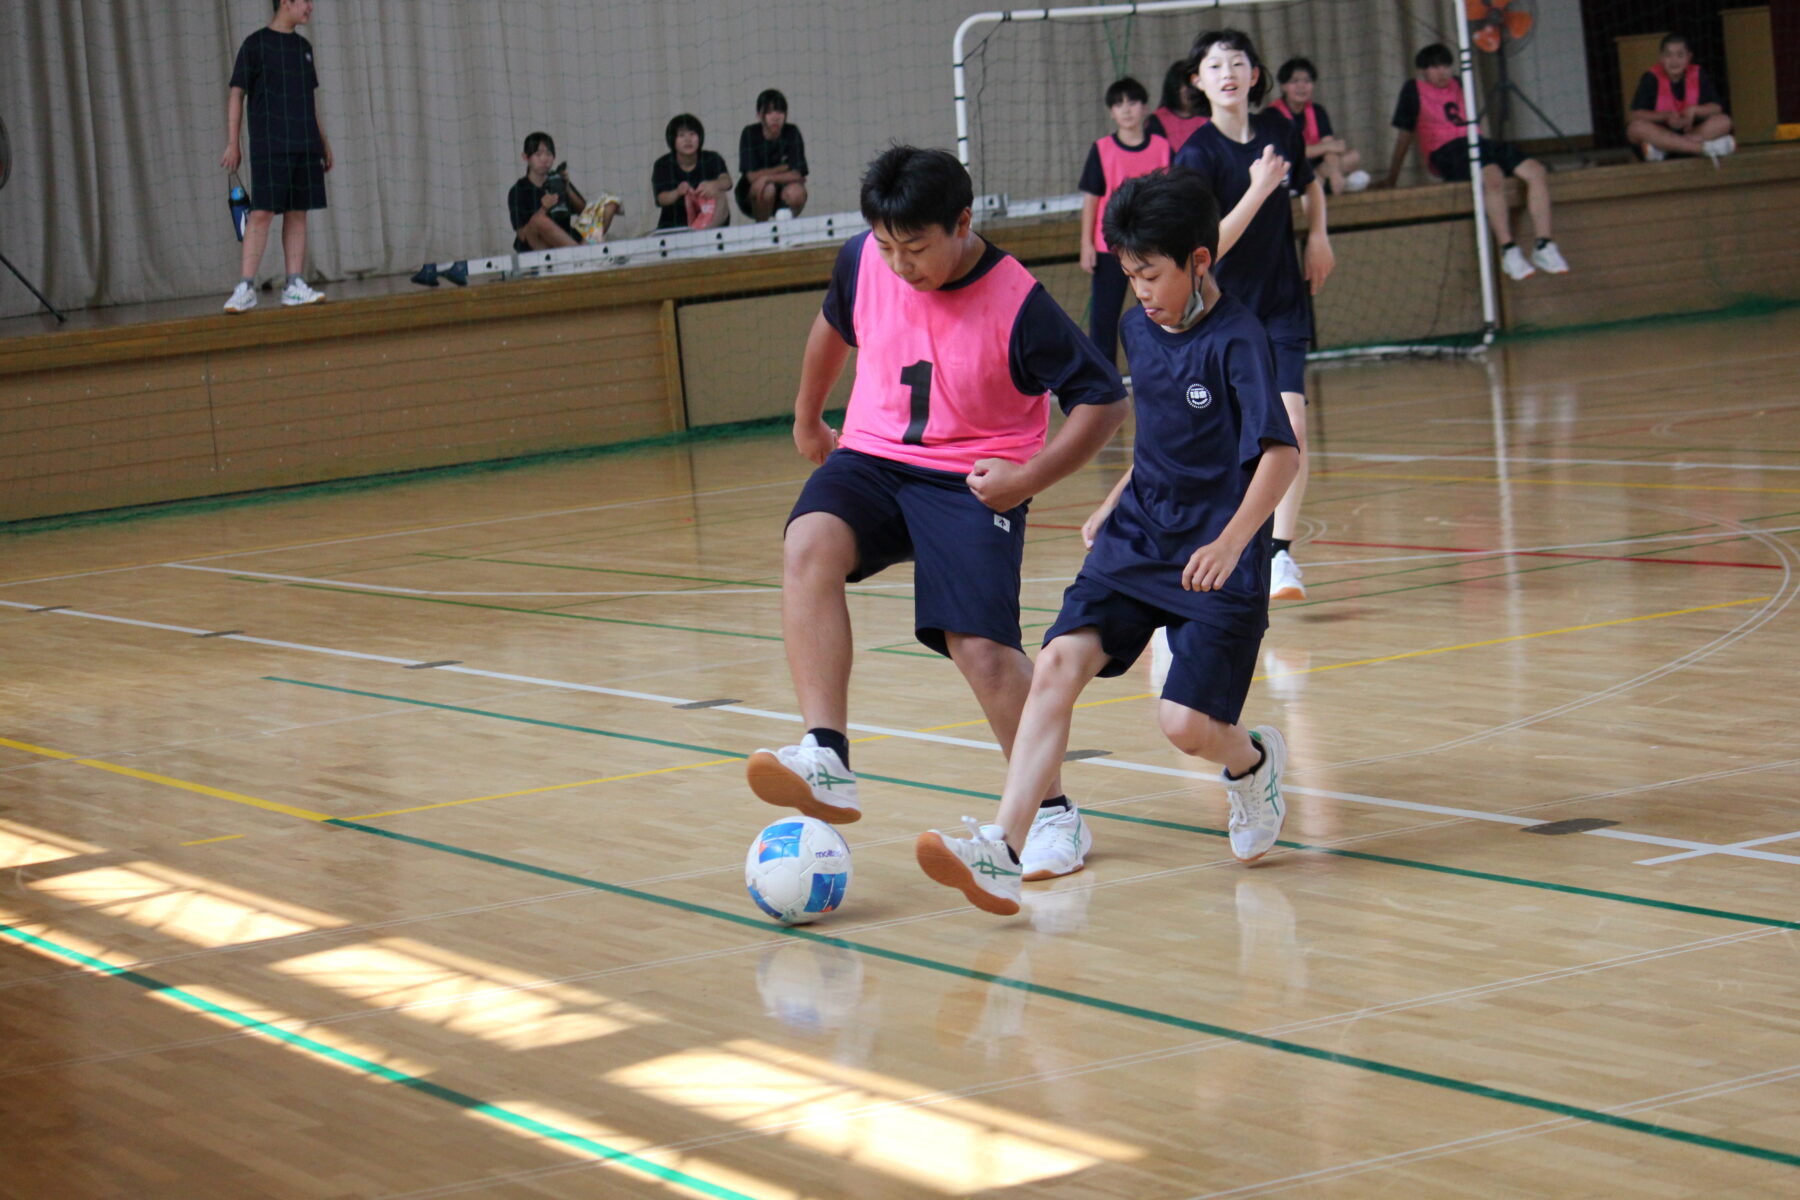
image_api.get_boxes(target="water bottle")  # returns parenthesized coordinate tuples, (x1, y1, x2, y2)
(228, 172, 250, 242)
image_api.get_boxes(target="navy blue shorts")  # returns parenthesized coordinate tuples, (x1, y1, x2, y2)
(788, 448, 1029, 657)
(1270, 337, 1308, 399)
(1429, 137, 1527, 183)
(1044, 572, 1262, 725)
(250, 151, 328, 213)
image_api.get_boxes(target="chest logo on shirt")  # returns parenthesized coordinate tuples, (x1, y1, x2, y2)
(1185, 384, 1214, 410)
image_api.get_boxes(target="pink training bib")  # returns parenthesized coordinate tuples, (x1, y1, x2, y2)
(1415, 76, 1468, 167)
(1092, 133, 1172, 254)
(1651, 63, 1700, 113)
(1271, 100, 1320, 146)
(837, 236, 1050, 474)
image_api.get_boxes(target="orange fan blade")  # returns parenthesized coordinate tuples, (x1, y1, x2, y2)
(1473, 25, 1503, 53)
(1464, 0, 1488, 20)
(1505, 10, 1534, 38)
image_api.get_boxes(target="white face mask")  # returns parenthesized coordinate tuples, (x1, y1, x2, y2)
(1157, 263, 1207, 332)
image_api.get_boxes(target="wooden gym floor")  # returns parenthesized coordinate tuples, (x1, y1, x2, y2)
(2, 308, 1798, 1198)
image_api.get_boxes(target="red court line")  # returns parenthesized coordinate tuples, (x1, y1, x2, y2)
(1312, 539, 1779, 571)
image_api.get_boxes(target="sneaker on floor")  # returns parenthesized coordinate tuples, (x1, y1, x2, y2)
(1530, 240, 1569, 275)
(1021, 804, 1092, 881)
(1342, 169, 1371, 193)
(222, 281, 257, 313)
(1702, 134, 1736, 161)
(1641, 143, 1666, 163)
(1223, 726, 1288, 862)
(746, 733, 860, 823)
(281, 278, 326, 306)
(1501, 244, 1536, 281)
(916, 816, 1022, 915)
(1270, 549, 1305, 600)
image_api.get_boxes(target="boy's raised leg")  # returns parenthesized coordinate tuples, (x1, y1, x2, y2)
(746, 511, 862, 822)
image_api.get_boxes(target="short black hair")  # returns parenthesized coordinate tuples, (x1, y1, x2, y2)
(1101, 168, 1221, 265)
(1415, 43, 1454, 70)
(1104, 76, 1149, 107)
(756, 88, 788, 115)
(1159, 59, 1200, 113)
(1186, 29, 1271, 110)
(1277, 57, 1317, 85)
(859, 145, 973, 237)
(665, 113, 704, 152)
(522, 131, 555, 158)
(1659, 32, 1691, 52)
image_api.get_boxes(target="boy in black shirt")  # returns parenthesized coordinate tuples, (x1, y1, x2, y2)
(1626, 34, 1735, 162)
(221, 0, 331, 313)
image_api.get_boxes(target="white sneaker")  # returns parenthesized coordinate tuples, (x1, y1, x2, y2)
(746, 733, 860, 823)
(281, 278, 326, 306)
(1501, 244, 1536, 281)
(1641, 143, 1666, 163)
(1343, 169, 1371, 193)
(223, 282, 257, 313)
(1020, 804, 1092, 881)
(1530, 241, 1570, 275)
(916, 816, 1022, 915)
(1270, 549, 1305, 600)
(1702, 134, 1736, 162)
(1223, 726, 1288, 862)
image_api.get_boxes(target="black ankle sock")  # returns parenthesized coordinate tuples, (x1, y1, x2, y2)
(1038, 794, 1071, 812)
(1003, 842, 1021, 865)
(1272, 538, 1293, 555)
(1534, 237, 1550, 250)
(808, 727, 850, 767)
(1226, 746, 1266, 781)
(1501, 241, 1517, 252)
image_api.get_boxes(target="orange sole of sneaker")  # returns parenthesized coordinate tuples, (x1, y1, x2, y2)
(1270, 586, 1305, 600)
(1021, 862, 1084, 883)
(915, 833, 1020, 916)
(745, 752, 861, 824)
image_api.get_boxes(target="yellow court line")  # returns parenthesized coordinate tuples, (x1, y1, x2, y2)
(181, 834, 246, 846)
(0, 736, 334, 821)
(1315, 470, 1800, 496)
(350, 757, 741, 820)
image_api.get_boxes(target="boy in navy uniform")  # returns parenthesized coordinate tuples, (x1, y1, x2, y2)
(916, 168, 1299, 915)
(747, 147, 1127, 884)
(222, 0, 332, 313)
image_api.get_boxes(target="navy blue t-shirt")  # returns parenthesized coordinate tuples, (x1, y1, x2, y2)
(821, 232, 1125, 414)
(1173, 110, 1315, 343)
(1084, 294, 1297, 635)
(229, 28, 322, 155)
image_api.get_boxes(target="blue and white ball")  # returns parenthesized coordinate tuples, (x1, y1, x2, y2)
(746, 816, 852, 925)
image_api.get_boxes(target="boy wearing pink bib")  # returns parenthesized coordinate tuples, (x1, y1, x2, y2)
(1385, 43, 1569, 283)
(1079, 77, 1172, 365)
(1626, 34, 1734, 162)
(746, 147, 1126, 885)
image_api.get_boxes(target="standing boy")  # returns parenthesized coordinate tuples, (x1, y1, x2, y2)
(222, 0, 332, 313)
(1079, 77, 1171, 366)
(915, 169, 1300, 915)
(1383, 43, 1568, 282)
(749, 146, 1126, 883)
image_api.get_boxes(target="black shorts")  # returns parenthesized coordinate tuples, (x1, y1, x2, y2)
(1045, 573, 1262, 725)
(1270, 337, 1309, 399)
(1429, 137, 1527, 183)
(250, 150, 328, 212)
(787, 448, 1029, 657)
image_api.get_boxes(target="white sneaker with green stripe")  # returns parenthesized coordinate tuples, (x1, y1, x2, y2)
(1223, 725, 1288, 862)
(1021, 803, 1091, 881)
(916, 816, 1022, 915)
(746, 733, 860, 824)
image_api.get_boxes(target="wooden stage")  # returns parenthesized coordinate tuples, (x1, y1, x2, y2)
(2, 307, 1798, 1196)
(3, 145, 1799, 526)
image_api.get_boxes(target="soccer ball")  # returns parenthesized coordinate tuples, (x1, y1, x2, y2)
(746, 816, 853, 925)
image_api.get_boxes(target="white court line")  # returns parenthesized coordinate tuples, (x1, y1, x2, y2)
(1636, 829, 1800, 866)
(1317, 450, 1800, 473)
(5, 596, 1797, 869)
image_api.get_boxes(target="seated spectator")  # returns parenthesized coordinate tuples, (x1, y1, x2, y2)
(1384, 43, 1569, 281)
(508, 132, 595, 252)
(1145, 59, 1208, 153)
(736, 89, 809, 221)
(652, 114, 732, 230)
(1627, 34, 1735, 162)
(1273, 57, 1369, 193)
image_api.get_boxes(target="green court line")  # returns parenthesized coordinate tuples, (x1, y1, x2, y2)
(282, 584, 785, 643)
(317, 817, 1800, 1170)
(265, 677, 995, 802)
(265, 677, 1800, 933)
(418, 553, 783, 591)
(0, 923, 758, 1200)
